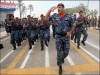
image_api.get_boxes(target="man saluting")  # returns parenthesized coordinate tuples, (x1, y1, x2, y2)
(45, 3, 76, 73)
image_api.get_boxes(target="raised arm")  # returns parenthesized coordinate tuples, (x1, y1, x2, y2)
(45, 6, 57, 20)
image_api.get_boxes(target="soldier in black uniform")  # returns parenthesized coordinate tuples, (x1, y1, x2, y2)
(29, 17, 38, 50)
(10, 15, 20, 50)
(24, 15, 32, 49)
(38, 14, 50, 50)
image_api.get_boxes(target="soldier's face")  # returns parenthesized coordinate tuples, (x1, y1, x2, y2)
(41, 16, 44, 20)
(58, 6, 64, 14)
(74, 16, 76, 18)
(79, 12, 83, 16)
(11, 16, 14, 20)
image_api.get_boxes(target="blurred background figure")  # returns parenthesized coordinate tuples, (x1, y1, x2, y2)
(98, 16, 100, 28)
(94, 16, 97, 28)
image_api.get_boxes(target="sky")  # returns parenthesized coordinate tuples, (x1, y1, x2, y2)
(13, 0, 99, 18)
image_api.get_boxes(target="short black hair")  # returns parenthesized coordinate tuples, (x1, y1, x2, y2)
(57, 3, 64, 8)
(27, 15, 31, 17)
(11, 14, 14, 17)
(79, 10, 83, 13)
(40, 14, 44, 17)
(74, 14, 76, 16)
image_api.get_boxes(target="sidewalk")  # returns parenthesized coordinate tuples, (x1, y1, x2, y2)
(0, 31, 8, 39)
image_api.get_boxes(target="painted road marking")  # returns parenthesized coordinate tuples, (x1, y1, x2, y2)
(80, 38, 99, 51)
(80, 46, 99, 62)
(45, 46, 50, 67)
(20, 45, 34, 68)
(67, 56, 75, 65)
(0, 64, 99, 74)
(0, 41, 99, 74)
(0, 50, 14, 63)
(86, 40, 99, 50)
(67, 56, 81, 75)
(7, 44, 28, 69)
(71, 41, 99, 62)
(70, 41, 97, 64)
(0, 46, 18, 63)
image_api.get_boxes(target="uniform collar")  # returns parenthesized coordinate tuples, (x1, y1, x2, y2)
(59, 12, 65, 18)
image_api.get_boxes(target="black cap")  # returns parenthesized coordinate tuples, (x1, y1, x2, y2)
(57, 3, 64, 8)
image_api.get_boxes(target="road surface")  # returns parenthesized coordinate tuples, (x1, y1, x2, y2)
(0, 28, 99, 75)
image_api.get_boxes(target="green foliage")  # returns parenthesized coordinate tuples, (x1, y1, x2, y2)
(65, 3, 98, 17)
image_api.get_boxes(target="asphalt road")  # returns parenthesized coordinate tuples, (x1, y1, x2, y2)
(0, 28, 99, 75)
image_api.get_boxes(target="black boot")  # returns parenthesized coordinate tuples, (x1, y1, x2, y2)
(12, 44, 16, 50)
(74, 38, 76, 43)
(17, 43, 21, 46)
(62, 58, 64, 63)
(13, 46, 16, 50)
(71, 36, 73, 40)
(45, 41, 48, 47)
(29, 45, 32, 50)
(77, 45, 80, 49)
(32, 41, 34, 45)
(41, 46, 44, 51)
(81, 41, 85, 46)
(59, 66, 62, 74)
(17, 40, 21, 46)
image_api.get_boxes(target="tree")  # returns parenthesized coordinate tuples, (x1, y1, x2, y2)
(93, 9, 98, 17)
(28, 4, 33, 16)
(21, 5, 27, 18)
(65, 3, 88, 16)
(16, 0, 23, 18)
(91, 9, 98, 17)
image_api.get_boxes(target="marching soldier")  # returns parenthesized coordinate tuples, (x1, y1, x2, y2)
(45, 3, 76, 73)
(17, 18, 23, 44)
(21, 18, 26, 40)
(25, 15, 32, 50)
(94, 16, 97, 28)
(38, 14, 50, 51)
(76, 10, 88, 49)
(29, 17, 38, 50)
(10, 15, 20, 50)
(71, 14, 77, 43)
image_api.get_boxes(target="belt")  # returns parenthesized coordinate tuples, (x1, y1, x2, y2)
(56, 32, 66, 36)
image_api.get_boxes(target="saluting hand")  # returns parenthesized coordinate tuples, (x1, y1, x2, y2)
(50, 6, 57, 12)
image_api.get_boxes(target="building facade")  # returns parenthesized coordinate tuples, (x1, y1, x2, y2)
(0, 1, 16, 21)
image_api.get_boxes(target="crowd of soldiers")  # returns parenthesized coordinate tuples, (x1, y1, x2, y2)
(85, 15, 100, 29)
(3, 3, 100, 74)
(4, 14, 51, 51)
